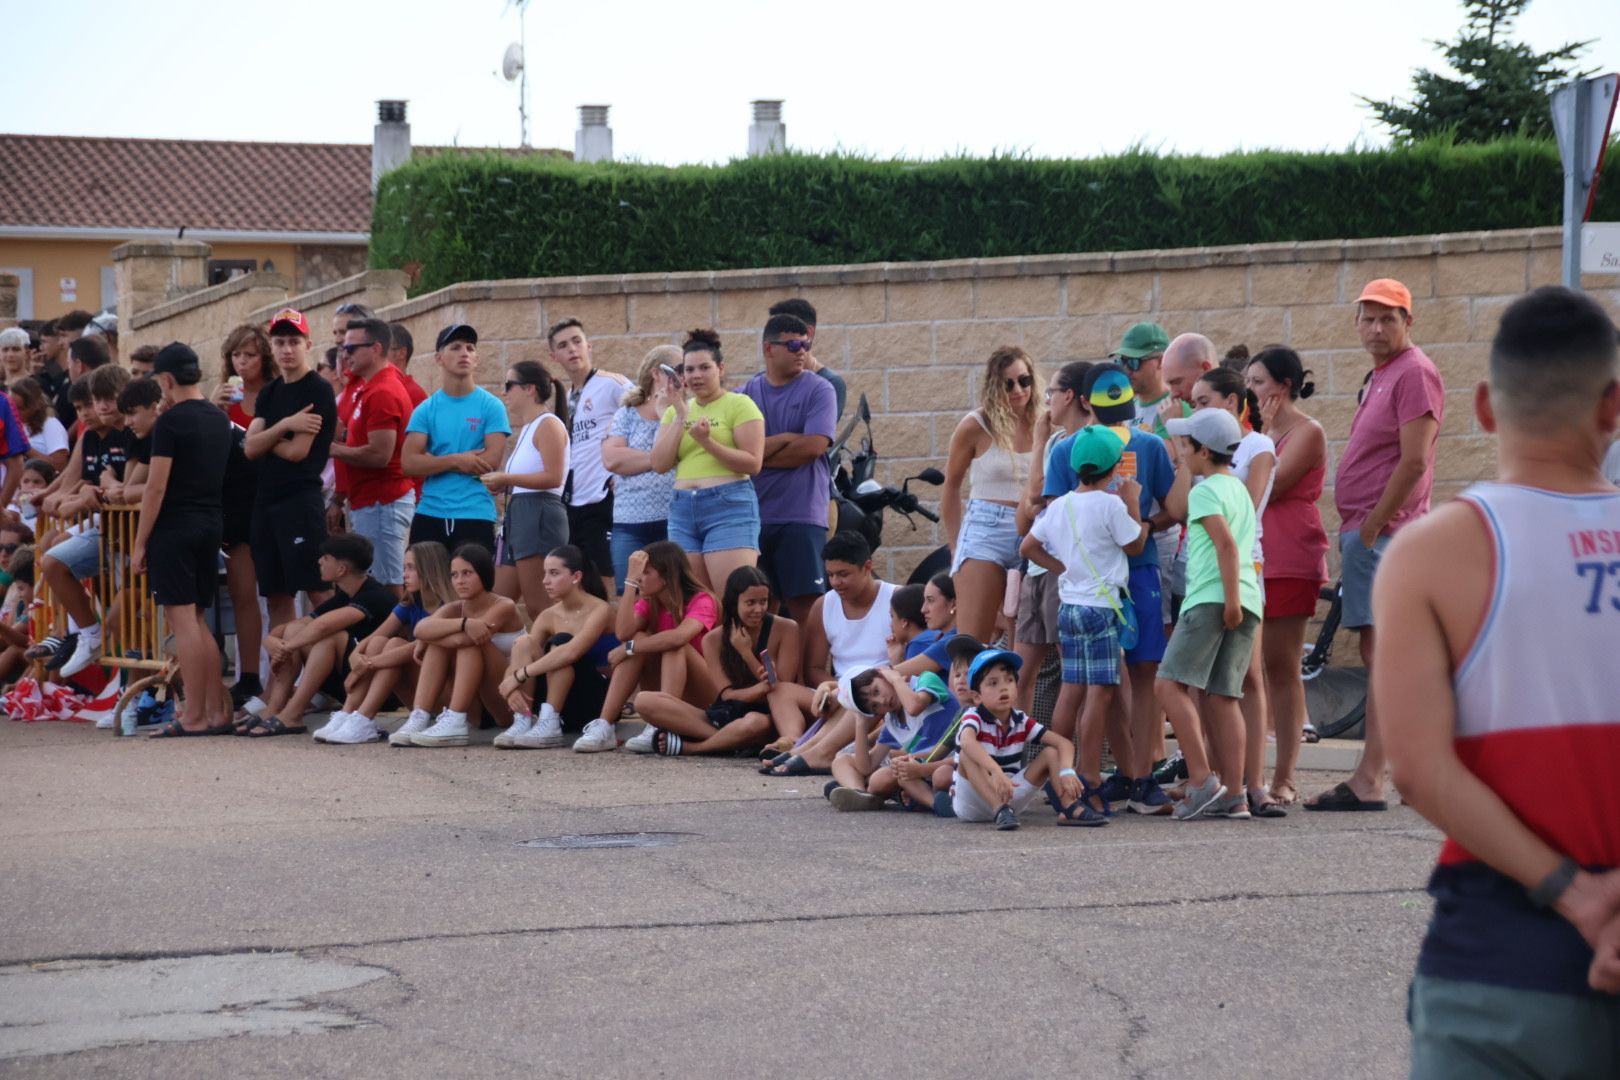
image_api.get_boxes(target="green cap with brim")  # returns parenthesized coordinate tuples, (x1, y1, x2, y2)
(1069, 425, 1126, 479)
(1115, 321, 1169, 359)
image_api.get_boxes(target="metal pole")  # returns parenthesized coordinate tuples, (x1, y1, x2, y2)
(519, 4, 530, 149)
(1563, 84, 1589, 289)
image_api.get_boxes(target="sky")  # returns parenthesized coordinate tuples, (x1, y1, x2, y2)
(3, 0, 1617, 163)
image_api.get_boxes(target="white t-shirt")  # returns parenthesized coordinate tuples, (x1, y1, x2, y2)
(1604, 439, 1620, 486)
(566, 369, 630, 508)
(1231, 430, 1276, 564)
(29, 417, 68, 457)
(1027, 489, 1140, 607)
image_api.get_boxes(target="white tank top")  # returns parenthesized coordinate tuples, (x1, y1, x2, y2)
(966, 412, 1030, 503)
(823, 579, 896, 677)
(510, 413, 569, 496)
(1445, 482, 1620, 868)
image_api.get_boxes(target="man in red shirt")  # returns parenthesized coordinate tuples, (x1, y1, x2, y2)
(387, 323, 429, 408)
(1307, 278, 1444, 812)
(330, 317, 416, 593)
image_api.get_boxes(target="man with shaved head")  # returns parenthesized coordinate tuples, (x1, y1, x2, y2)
(1162, 333, 1218, 407)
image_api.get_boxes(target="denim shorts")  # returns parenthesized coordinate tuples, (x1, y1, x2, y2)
(952, 499, 1021, 572)
(668, 481, 761, 555)
(1339, 531, 1392, 630)
(350, 491, 415, 585)
(46, 527, 102, 580)
(611, 519, 668, 594)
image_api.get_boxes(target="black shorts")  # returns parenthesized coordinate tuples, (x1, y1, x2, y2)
(251, 490, 327, 598)
(758, 522, 828, 600)
(566, 496, 613, 582)
(408, 514, 497, 558)
(149, 522, 221, 608)
(222, 498, 254, 548)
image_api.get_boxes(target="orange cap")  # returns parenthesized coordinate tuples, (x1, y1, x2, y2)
(1355, 278, 1413, 314)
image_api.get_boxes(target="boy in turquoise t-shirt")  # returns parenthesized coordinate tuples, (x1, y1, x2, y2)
(1155, 409, 1262, 821)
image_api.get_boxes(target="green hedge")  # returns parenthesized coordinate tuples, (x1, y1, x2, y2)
(371, 139, 1620, 293)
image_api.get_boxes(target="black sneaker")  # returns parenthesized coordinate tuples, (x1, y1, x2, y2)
(43, 632, 79, 672)
(1096, 771, 1134, 805)
(994, 804, 1020, 831)
(230, 677, 264, 712)
(1151, 754, 1188, 787)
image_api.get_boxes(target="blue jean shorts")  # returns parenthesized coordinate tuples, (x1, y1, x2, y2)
(46, 527, 102, 580)
(952, 499, 1021, 572)
(350, 491, 415, 585)
(1058, 602, 1121, 686)
(611, 519, 668, 594)
(1339, 531, 1392, 630)
(669, 481, 761, 555)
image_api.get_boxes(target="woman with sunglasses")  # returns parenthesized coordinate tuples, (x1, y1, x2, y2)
(602, 346, 681, 593)
(940, 346, 1041, 643)
(482, 361, 571, 618)
(650, 329, 764, 592)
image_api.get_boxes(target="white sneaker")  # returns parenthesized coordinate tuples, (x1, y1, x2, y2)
(311, 711, 351, 743)
(326, 713, 381, 745)
(514, 711, 566, 748)
(572, 717, 618, 753)
(389, 709, 433, 747)
(494, 713, 534, 749)
(623, 723, 656, 754)
(59, 629, 103, 678)
(411, 710, 470, 747)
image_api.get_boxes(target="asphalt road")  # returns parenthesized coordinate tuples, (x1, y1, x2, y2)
(0, 719, 1437, 1079)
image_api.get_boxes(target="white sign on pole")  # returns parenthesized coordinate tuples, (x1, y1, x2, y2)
(1551, 73, 1620, 288)
(1582, 222, 1620, 274)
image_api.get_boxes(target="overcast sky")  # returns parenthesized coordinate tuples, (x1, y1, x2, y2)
(4, 0, 1617, 163)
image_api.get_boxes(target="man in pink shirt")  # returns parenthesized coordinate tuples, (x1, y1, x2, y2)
(1307, 278, 1444, 812)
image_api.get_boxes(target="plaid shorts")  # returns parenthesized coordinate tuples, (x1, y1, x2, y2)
(1058, 602, 1121, 686)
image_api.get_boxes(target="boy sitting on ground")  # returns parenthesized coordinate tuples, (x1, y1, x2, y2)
(951, 649, 1088, 830)
(886, 633, 985, 817)
(238, 532, 397, 739)
(826, 665, 953, 812)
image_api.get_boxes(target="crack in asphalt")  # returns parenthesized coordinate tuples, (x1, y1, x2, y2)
(3, 884, 1425, 968)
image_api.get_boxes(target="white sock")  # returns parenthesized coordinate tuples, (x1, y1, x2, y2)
(443, 710, 467, 725)
(407, 708, 431, 725)
(67, 616, 80, 633)
(83, 622, 102, 644)
(538, 703, 560, 723)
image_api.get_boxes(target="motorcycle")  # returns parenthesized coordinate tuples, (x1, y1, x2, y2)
(828, 395, 953, 586)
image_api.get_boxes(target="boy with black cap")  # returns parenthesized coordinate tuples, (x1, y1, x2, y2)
(131, 343, 233, 735)
(1154, 408, 1261, 820)
(951, 649, 1086, 830)
(401, 324, 510, 551)
(244, 308, 337, 633)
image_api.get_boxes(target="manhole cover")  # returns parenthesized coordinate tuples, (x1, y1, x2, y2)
(518, 832, 694, 850)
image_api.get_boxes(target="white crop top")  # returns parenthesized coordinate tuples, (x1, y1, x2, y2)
(966, 412, 1031, 504)
(510, 413, 570, 497)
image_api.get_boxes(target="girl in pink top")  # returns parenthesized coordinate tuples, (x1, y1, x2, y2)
(1247, 347, 1329, 805)
(574, 540, 720, 753)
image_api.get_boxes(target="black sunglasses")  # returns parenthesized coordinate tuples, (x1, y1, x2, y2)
(340, 340, 381, 355)
(0, 543, 16, 554)
(767, 338, 812, 354)
(504, 380, 534, 392)
(1004, 373, 1035, 392)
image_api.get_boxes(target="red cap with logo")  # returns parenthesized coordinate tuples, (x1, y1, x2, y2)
(267, 307, 311, 337)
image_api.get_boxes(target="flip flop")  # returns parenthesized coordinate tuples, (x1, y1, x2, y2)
(245, 716, 308, 739)
(148, 719, 233, 738)
(654, 731, 683, 757)
(1303, 781, 1386, 812)
(767, 754, 829, 777)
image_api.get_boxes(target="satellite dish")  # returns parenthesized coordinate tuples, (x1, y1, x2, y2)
(502, 42, 524, 82)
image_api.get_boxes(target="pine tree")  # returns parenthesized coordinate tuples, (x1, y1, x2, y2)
(1362, 0, 1592, 142)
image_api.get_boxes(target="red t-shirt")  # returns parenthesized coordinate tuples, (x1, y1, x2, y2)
(399, 370, 428, 497)
(633, 591, 719, 654)
(343, 364, 415, 509)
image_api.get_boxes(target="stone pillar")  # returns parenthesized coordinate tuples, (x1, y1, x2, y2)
(112, 240, 211, 331)
(0, 273, 18, 326)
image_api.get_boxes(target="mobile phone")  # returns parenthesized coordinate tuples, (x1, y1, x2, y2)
(759, 649, 778, 686)
(658, 364, 680, 382)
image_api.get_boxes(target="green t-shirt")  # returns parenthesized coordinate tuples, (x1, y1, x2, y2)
(1135, 391, 1191, 441)
(1182, 472, 1262, 616)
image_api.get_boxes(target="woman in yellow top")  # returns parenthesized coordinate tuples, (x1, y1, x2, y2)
(650, 328, 765, 591)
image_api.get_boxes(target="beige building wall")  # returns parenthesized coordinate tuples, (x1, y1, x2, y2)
(125, 227, 1620, 586)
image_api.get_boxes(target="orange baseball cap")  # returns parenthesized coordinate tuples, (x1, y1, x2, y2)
(267, 307, 311, 337)
(1355, 279, 1413, 314)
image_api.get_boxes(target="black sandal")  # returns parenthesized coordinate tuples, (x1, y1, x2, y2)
(654, 731, 683, 757)
(767, 754, 830, 777)
(245, 716, 308, 738)
(148, 719, 233, 738)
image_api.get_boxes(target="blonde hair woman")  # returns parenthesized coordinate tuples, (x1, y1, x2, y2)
(940, 346, 1041, 642)
(602, 345, 682, 593)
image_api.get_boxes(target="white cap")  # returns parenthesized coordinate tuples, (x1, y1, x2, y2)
(1166, 408, 1243, 454)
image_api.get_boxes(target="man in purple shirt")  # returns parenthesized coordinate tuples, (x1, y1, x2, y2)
(1307, 278, 1444, 813)
(743, 312, 838, 625)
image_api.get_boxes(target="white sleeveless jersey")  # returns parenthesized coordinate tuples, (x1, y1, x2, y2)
(1443, 481, 1620, 870)
(823, 580, 896, 677)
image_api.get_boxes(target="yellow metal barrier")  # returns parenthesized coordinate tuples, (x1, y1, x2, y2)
(29, 507, 94, 682)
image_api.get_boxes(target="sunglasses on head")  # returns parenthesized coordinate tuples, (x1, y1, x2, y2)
(1004, 373, 1035, 392)
(768, 338, 812, 353)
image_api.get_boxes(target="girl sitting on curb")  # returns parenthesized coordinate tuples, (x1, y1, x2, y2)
(334, 541, 454, 740)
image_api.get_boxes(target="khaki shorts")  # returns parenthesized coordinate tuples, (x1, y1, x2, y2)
(1155, 602, 1258, 699)
(1014, 569, 1062, 646)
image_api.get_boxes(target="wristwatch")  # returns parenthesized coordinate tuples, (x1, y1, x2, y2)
(624, 639, 635, 657)
(1529, 857, 1579, 908)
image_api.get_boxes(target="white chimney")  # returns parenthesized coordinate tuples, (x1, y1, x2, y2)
(748, 99, 786, 157)
(373, 100, 411, 190)
(576, 105, 613, 163)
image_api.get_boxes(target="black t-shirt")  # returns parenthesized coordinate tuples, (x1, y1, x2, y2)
(150, 399, 232, 530)
(222, 424, 256, 516)
(314, 576, 397, 642)
(80, 427, 136, 486)
(129, 434, 151, 466)
(254, 370, 336, 500)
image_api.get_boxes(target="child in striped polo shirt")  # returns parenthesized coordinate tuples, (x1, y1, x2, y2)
(951, 650, 1092, 830)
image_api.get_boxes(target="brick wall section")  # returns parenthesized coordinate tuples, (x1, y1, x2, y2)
(123, 228, 1620, 585)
